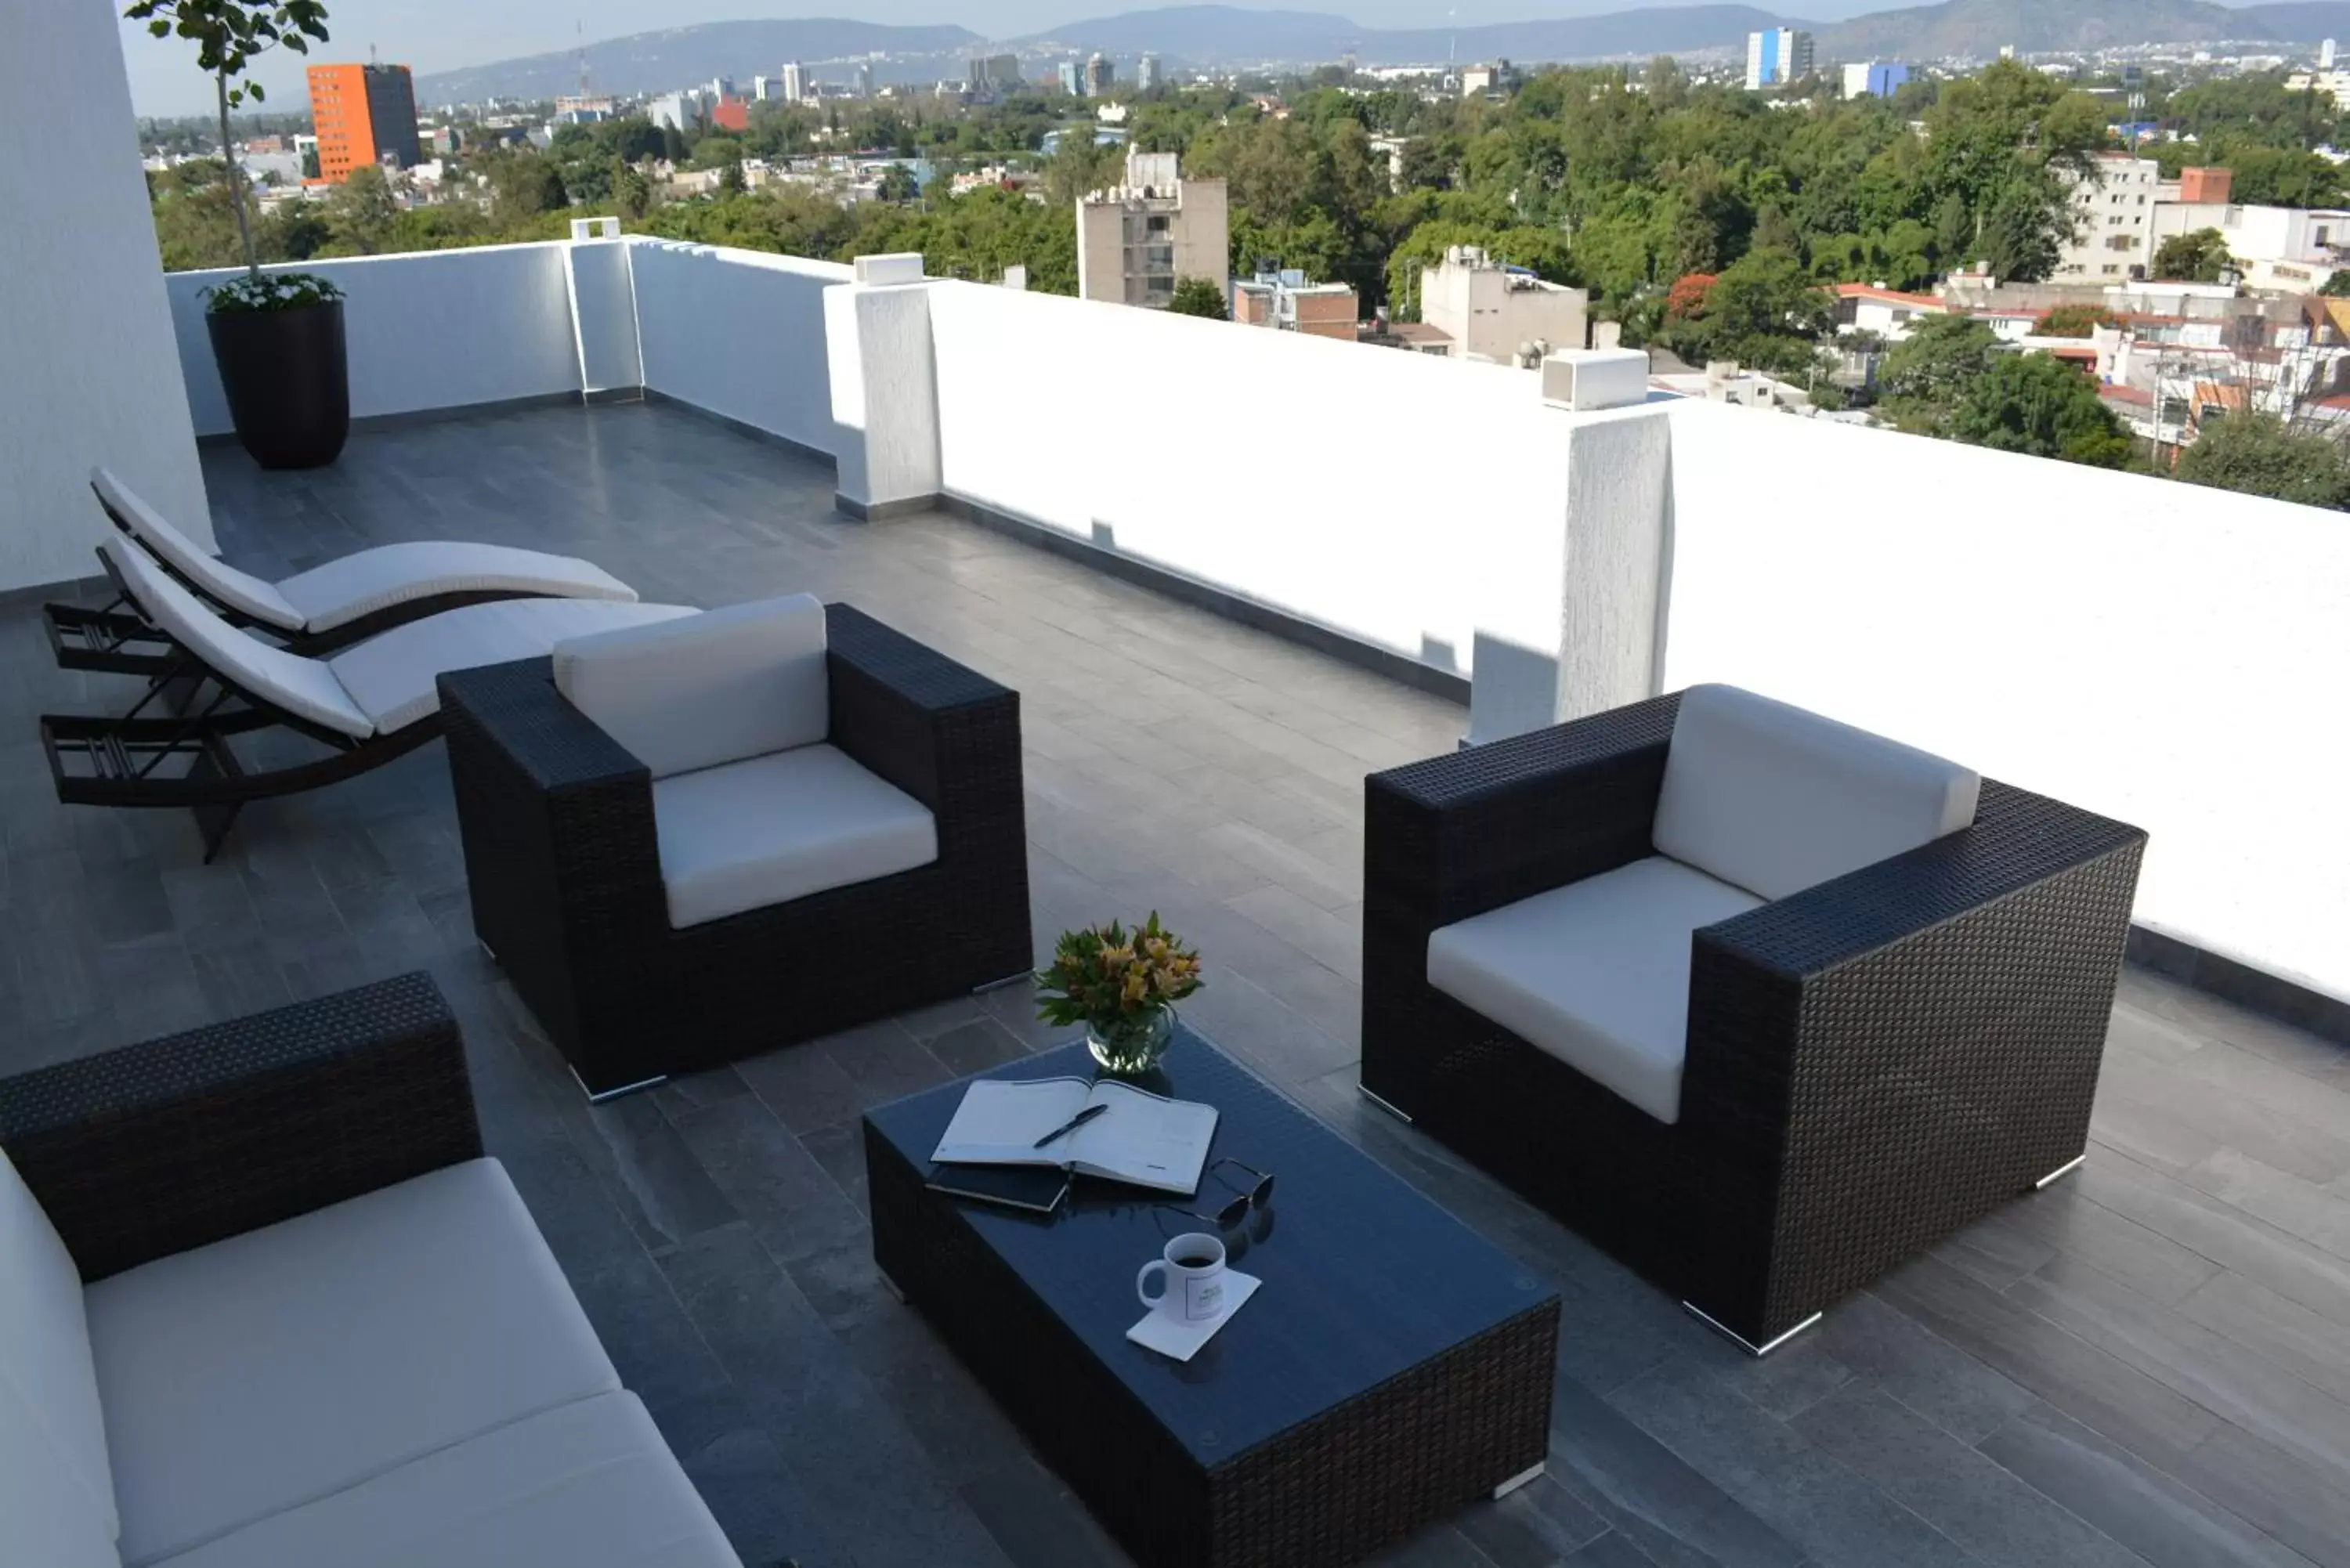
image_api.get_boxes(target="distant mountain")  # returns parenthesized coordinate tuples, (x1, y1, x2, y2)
(413, 19, 981, 105)
(1019, 5, 1795, 63)
(1820, 0, 2270, 57)
(2242, 2, 2350, 41)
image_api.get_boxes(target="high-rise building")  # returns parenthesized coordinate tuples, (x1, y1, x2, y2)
(2052, 150, 2163, 281)
(1076, 150, 1229, 310)
(303, 62, 420, 184)
(969, 53, 1022, 95)
(1058, 60, 1083, 95)
(781, 61, 806, 103)
(853, 62, 874, 98)
(1084, 52, 1114, 97)
(1744, 28, 1814, 90)
(1137, 52, 1162, 91)
(2326, 38, 2340, 69)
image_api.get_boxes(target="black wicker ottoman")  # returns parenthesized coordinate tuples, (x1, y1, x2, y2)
(864, 1026, 1560, 1568)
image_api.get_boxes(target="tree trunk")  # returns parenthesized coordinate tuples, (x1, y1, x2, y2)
(217, 67, 259, 279)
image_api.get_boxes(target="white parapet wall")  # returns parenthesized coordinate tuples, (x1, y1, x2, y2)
(165, 244, 586, 435)
(2, 0, 214, 585)
(921, 279, 1581, 685)
(1660, 397, 2350, 1007)
(631, 241, 850, 456)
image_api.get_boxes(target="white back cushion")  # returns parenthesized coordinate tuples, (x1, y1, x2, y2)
(90, 468, 300, 630)
(101, 537, 374, 740)
(0, 1144, 119, 1541)
(1652, 684, 1980, 902)
(555, 594, 829, 779)
(0, 1368, 119, 1568)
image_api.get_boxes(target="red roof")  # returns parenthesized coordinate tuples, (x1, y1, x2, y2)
(1835, 284, 1945, 309)
(2100, 385, 2153, 406)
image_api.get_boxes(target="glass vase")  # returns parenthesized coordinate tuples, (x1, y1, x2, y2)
(1086, 1007, 1176, 1074)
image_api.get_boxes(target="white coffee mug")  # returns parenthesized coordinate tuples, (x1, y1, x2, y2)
(1137, 1232, 1227, 1323)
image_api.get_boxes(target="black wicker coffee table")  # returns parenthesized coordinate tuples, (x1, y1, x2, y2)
(863, 1024, 1560, 1568)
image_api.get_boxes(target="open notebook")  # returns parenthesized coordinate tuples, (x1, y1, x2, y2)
(930, 1077, 1218, 1197)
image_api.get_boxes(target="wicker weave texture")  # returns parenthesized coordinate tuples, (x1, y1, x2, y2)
(1363, 699, 2148, 1346)
(0, 972, 480, 1280)
(439, 602, 1032, 1096)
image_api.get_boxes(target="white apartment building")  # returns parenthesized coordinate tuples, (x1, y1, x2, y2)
(1745, 29, 1814, 89)
(1415, 245, 1589, 366)
(2055, 153, 2165, 281)
(2149, 193, 2350, 293)
(1076, 150, 1231, 309)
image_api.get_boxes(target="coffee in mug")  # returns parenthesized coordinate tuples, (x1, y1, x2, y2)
(1137, 1232, 1227, 1323)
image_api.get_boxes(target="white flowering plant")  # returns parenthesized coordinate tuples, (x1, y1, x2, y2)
(201, 272, 345, 314)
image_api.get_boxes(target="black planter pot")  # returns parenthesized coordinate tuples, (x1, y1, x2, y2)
(205, 298, 351, 470)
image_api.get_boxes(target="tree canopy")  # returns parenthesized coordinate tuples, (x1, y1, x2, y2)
(1167, 276, 1230, 319)
(2152, 228, 2234, 283)
(2175, 414, 2350, 508)
(1948, 354, 2133, 468)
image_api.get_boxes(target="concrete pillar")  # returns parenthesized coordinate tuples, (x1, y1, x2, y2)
(825, 262, 941, 521)
(1467, 403, 1675, 745)
(563, 237, 643, 396)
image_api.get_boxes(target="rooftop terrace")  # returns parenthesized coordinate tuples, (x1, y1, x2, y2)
(8, 402, 2350, 1568)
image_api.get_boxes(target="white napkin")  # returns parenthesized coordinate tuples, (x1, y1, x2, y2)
(1126, 1270, 1262, 1362)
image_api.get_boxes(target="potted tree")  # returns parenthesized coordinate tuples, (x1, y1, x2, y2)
(129, 1, 350, 468)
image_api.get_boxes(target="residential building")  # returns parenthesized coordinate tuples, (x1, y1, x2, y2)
(1076, 149, 1230, 309)
(1358, 316, 1454, 354)
(1058, 60, 1083, 96)
(646, 92, 702, 132)
(2152, 184, 2350, 293)
(2054, 151, 2164, 281)
(969, 53, 1022, 96)
(853, 63, 874, 98)
(302, 63, 420, 185)
(1461, 62, 1498, 97)
(1833, 283, 1948, 341)
(1137, 53, 1162, 91)
(708, 96, 750, 134)
(1084, 53, 1114, 98)
(1232, 267, 1358, 340)
(1414, 244, 1589, 365)
(1745, 29, 1813, 89)
(781, 61, 807, 103)
(1841, 62, 1910, 97)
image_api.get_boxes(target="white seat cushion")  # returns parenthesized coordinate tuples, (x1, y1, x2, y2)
(0, 1365, 118, 1568)
(275, 541, 639, 634)
(1652, 683, 1981, 902)
(93, 467, 301, 630)
(85, 1158, 622, 1567)
(103, 535, 374, 740)
(151, 1393, 739, 1568)
(653, 743, 938, 929)
(327, 599, 697, 735)
(0, 1146, 118, 1542)
(555, 594, 830, 780)
(1426, 856, 1763, 1125)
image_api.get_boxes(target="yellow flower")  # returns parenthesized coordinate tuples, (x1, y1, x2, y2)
(1123, 969, 1149, 1003)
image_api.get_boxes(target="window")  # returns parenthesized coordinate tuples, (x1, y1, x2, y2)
(2101, 265, 2121, 275)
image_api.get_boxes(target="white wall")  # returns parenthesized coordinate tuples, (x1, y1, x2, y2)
(165, 243, 584, 435)
(924, 280, 1574, 681)
(1, 0, 213, 586)
(631, 242, 848, 455)
(1661, 399, 2350, 1005)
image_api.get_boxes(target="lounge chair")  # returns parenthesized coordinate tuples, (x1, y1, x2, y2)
(45, 468, 640, 673)
(41, 533, 696, 859)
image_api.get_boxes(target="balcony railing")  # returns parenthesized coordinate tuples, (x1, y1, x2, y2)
(155, 237, 2350, 1021)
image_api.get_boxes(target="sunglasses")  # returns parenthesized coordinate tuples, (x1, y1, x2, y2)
(1161, 1158, 1277, 1231)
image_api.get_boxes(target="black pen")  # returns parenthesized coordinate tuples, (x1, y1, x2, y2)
(1033, 1102, 1109, 1150)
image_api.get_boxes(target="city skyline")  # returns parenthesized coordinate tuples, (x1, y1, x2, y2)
(112, 0, 2154, 116)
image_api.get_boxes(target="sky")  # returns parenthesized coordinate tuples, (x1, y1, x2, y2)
(115, 0, 2272, 117)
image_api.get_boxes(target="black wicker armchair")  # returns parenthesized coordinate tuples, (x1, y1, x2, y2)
(1362, 692, 2147, 1353)
(438, 602, 1032, 1098)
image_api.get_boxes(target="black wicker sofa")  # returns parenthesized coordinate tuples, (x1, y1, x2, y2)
(1362, 687, 2147, 1353)
(439, 594, 1031, 1098)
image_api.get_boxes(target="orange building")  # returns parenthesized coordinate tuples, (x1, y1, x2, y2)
(305, 63, 421, 184)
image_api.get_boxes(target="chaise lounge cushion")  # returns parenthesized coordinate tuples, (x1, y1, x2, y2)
(1426, 855, 1762, 1125)
(0, 1145, 119, 1546)
(327, 599, 697, 735)
(653, 743, 939, 929)
(151, 1393, 738, 1568)
(275, 542, 638, 634)
(92, 467, 301, 630)
(85, 1158, 623, 1567)
(1651, 683, 1980, 903)
(555, 594, 831, 780)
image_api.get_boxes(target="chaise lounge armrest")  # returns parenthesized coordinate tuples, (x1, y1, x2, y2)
(1365, 692, 1683, 931)
(0, 972, 482, 1281)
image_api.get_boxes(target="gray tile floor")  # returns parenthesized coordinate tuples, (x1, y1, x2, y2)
(7, 400, 2350, 1568)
